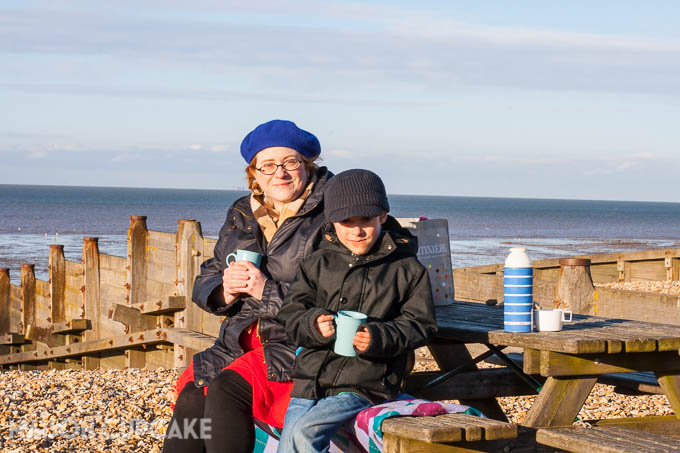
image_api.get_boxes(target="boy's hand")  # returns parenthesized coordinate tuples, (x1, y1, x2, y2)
(353, 328, 371, 352)
(316, 314, 336, 338)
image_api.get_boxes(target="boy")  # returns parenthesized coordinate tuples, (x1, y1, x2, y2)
(277, 169, 437, 453)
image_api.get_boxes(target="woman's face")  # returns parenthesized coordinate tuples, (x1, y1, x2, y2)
(253, 147, 309, 204)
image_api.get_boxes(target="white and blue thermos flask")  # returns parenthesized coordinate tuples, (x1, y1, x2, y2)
(503, 247, 533, 332)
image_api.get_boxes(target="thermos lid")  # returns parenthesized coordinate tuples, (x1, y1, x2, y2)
(505, 247, 531, 268)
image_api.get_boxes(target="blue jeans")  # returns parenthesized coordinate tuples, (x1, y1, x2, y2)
(277, 393, 372, 453)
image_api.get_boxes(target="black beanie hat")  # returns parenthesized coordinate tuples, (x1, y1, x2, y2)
(324, 169, 390, 223)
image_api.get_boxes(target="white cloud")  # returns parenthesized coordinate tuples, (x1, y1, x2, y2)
(324, 149, 354, 159)
(208, 144, 229, 153)
(27, 151, 47, 159)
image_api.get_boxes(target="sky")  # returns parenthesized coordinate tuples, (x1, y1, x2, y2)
(1, 0, 679, 202)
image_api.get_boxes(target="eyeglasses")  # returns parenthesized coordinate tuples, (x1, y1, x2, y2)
(256, 159, 302, 175)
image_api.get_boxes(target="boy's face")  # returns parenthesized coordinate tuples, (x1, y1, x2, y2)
(333, 212, 387, 255)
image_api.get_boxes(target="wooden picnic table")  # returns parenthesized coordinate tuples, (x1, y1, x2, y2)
(428, 301, 680, 428)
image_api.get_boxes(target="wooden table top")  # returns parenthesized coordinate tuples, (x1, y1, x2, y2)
(435, 301, 680, 355)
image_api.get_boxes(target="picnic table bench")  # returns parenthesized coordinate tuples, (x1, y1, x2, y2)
(536, 426, 680, 453)
(381, 413, 518, 453)
(418, 301, 680, 429)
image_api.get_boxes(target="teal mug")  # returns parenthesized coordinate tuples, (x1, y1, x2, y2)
(226, 249, 262, 268)
(333, 310, 368, 357)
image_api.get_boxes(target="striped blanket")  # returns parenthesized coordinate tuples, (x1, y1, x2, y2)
(253, 396, 484, 452)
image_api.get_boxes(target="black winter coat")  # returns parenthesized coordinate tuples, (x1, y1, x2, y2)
(277, 217, 437, 404)
(191, 167, 331, 387)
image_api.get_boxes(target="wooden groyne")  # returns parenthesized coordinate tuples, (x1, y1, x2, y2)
(0, 216, 454, 371)
(454, 249, 680, 324)
(0, 216, 222, 370)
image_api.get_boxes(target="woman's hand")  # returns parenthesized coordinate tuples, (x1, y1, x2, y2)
(316, 314, 336, 338)
(222, 261, 268, 304)
(353, 328, 371, 352)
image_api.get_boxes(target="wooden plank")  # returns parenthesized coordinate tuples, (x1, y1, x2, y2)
(128, 216, 149, 309)
(523, 376, 597, 428)
(65, 274, 83, 294)
(200, 311, 224, 337)
(590, 416, 680, 439)
(35, 281, 51, 327)
(25, 324, 64, 347)
(533, 279, 557, 308)
(100, 283, 128, 307)
(532, 248, 680, 268)
(539, 351, 680, 377)
(382, 413, 517, 443)
(111, 304, 156, 332)
(0, 328, 171, 364)
(164, 328, 216, 352)
(64, 259, 83, 276)
(655, 373, 680, 417)
(9, 285, 22, 334)
(144, 347, 174, 369)
(0, 333, 25, 345)
(21, 264, 36, 334)
(82, 238, 101, 370)
(49, 245, 66, 324)
(99, 266, 127, 288)
(382, 416, 464, 443)
(64, 290, 83, 321)
(591, 287, 680, 326)
(52, 319, 91, 334)
(589, 263, 619, 285)
(99, 253, 127, 274)
(133, 296, 186, 315)
(203, 238, 217, 259)
(536, 426, 680, 453)
(148, 247, 176, 269)
(630, 260, 667, 282)
(125, 348, 146, 368)
(147, 262, 176, 285)
(176, 220, 205, 335)
(148, 230, 177, 252)
(146, 279, 177, 301)
(523, 349, 541, 375)
(0, 268, 10, 335)
(451, 271, 501, 304)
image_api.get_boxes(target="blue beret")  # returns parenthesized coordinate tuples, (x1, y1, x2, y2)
(240, 120, 321, 163)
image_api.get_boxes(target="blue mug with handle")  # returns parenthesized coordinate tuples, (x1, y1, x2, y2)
(333, 310, 368, 357)
(226, 249, 262, 268)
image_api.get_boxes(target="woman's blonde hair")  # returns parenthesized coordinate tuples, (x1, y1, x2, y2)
(245, 154, 319, 194)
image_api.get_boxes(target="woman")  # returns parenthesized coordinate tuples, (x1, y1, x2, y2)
(163, 120, 332, 453)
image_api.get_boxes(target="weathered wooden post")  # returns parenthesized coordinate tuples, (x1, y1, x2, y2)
(49, 245, 66, 325)
(0, 268, 10, 355)
(19, 264, 38, 369)
(617, 254, 631, 282)
(20, 264, 36, 337)
(126, 216, 149, 368)
(554, 258, 595, 314)
(175, 219, 205, 368)
(665, 251, 680, 282)
(82, 237, 101, 370)
(127, 216, 149, 307)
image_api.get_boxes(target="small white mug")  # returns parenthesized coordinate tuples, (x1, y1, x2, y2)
(534, 309, 573, 332)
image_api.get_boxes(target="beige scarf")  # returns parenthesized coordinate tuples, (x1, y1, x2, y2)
(250, 181, 315, 243)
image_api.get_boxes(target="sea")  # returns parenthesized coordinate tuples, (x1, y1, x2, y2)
(1, 184, 679, 285)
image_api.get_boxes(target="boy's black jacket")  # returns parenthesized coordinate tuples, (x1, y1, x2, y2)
(277, 216, 437, 404)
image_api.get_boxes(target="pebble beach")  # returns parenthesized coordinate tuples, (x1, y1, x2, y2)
(1, 281, 678, 452)
(1, 359, 674, 452)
